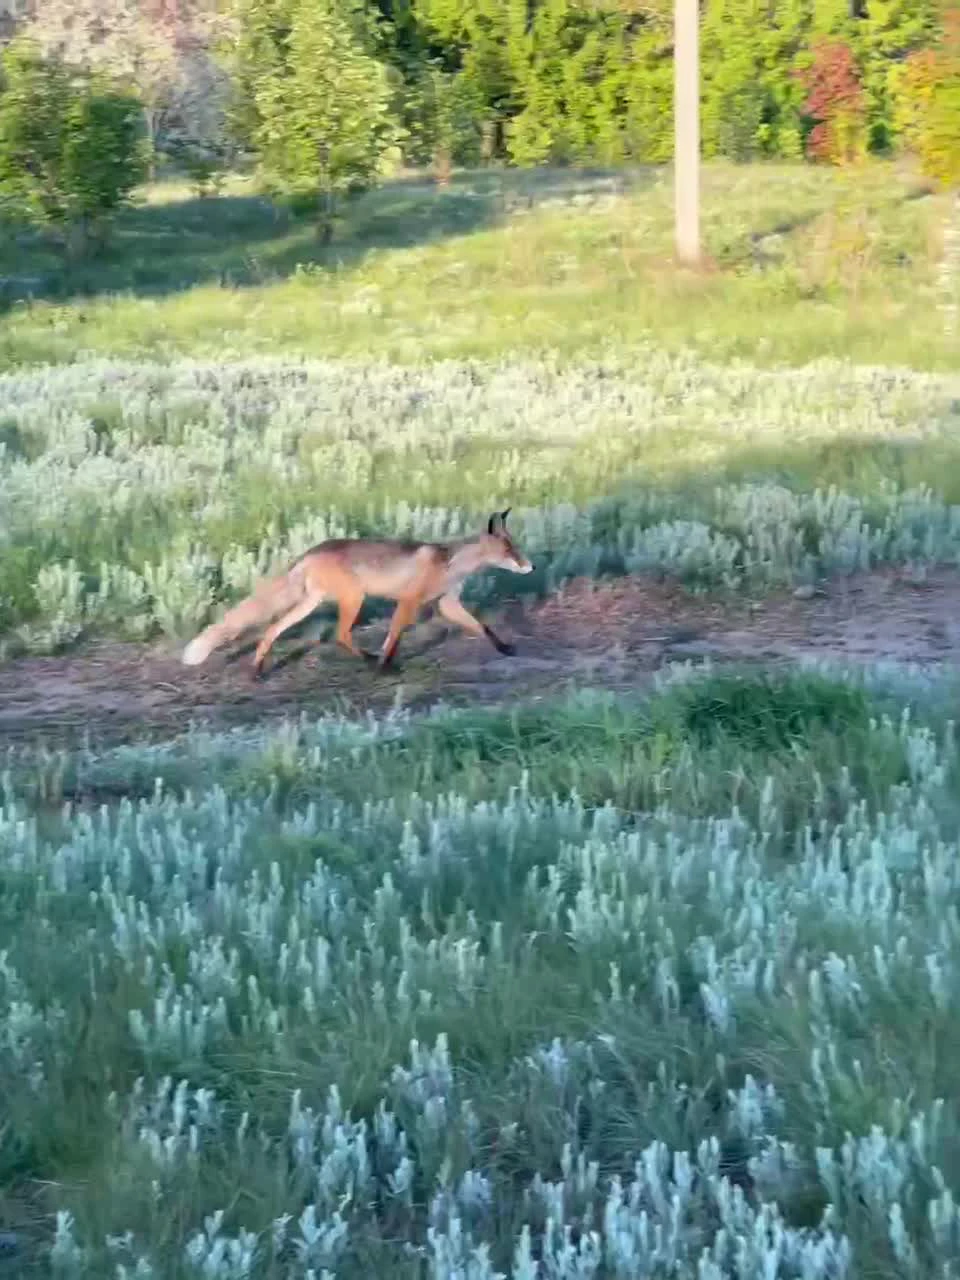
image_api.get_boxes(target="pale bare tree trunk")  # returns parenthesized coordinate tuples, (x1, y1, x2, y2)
(939, 188, 960, 342)
(674, 0, 700, 267)
(144, 105, 158, 183)
(433, 144, 452, 189)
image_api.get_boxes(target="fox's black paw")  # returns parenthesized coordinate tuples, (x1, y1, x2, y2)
(484, 624, 516, 656)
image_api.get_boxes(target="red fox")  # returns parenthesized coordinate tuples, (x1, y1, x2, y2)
(181, 508, 534, 677)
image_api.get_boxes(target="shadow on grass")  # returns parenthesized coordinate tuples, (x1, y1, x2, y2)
(167, 429, 960, 675)
(712, 427, 960, 504)
(0, 166, 650, 313)
(6, 416, 959, 662)
(732, 180, 934, 271)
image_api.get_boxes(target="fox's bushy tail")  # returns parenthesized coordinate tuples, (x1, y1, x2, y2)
(181, 566, 304, 666)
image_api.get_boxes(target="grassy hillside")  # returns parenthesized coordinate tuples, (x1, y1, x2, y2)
(0, 161, 955, 372)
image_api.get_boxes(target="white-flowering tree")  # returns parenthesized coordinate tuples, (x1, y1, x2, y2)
(19, 0, 234, 185)
(154, 4, 240, 192)
(22, 0, 176, 174)
(0, 0, 31, 47)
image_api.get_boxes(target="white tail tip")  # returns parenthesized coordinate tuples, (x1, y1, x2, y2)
(181, 635, 210, 666)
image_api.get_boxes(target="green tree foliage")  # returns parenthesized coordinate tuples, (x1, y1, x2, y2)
(621, 14, 675, 164)
(413, 0, 525, 120)
(700, 0, 771, 160)
(923, 80, 960, 188)
(220, 0, 948, 174)
(896, 8, 960, 187)
(506, 0, 635, 166)
(0, 37, 146, 255)
(403, 61, 485, 175)
(229, 0, 401, 237)
(856, 0, 939, 148)
(417, 0, 938, 166)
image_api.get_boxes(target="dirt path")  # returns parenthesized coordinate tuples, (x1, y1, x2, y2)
(2, 566, 959, 750)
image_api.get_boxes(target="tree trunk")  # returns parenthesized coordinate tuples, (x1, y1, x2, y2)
(940, 186, 960, 341)
(481, 118, 503, 166)
(433, 143, 452, 188)
(316, 144, 335, 242)
(318, 185, 335, 244)
(64, 218, 90, 263)
(144, 106, 157, 184)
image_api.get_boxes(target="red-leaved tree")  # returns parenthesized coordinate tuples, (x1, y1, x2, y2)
(796, 39, 869, 165)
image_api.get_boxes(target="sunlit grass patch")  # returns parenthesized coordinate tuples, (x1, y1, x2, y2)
(0, 160, 952, 371)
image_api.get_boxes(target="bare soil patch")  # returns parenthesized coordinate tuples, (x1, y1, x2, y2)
(2, 566, 959, 751)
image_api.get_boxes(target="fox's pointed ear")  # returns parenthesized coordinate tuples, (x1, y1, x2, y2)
(500, 507, 511, 524)
(487, 511, 503, 535)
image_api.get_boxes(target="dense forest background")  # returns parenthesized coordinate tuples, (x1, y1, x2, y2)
(0, 0, 957, 251)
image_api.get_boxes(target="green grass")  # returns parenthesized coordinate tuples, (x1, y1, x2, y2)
(4, 344, 960, 653)
(2, 669, 960, 1274)
(3, 160, 960, 1275)
(4, 159, 958, 655)
(1, 160, 955, 371)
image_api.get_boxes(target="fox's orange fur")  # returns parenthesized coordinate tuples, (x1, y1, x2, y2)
(181, 509, 533, 677)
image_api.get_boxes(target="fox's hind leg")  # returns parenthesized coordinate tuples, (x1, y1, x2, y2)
(334, 586, 376, 662)
(378, 596, 422, 670)
(253, 592, 324, 678)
